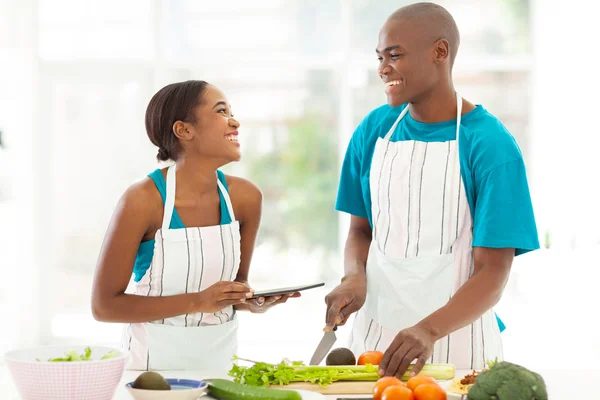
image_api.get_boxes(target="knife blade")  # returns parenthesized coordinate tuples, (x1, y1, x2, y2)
(309, 327, 337, 365)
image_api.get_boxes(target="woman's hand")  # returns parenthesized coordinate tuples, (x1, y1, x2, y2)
(235, 292, 301, 313)
(195, 281, 254, 313)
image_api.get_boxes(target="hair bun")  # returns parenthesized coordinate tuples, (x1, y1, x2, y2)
(157, 148, 170, 161)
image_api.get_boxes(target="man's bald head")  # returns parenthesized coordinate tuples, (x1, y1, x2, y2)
(388, 2, 460, 67)
(375, 2, 461, 106)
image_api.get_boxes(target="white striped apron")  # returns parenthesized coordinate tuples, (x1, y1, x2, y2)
(349, 93, 503, 370)
(122, 164, 241, 373)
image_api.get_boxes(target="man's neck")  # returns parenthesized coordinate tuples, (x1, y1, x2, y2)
(408, 84, 467, 124)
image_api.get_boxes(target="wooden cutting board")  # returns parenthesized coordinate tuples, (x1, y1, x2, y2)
(271, 381, 375, 394)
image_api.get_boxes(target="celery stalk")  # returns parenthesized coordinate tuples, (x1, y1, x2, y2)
(402, 363, 456, 381)
(228, 358, 456, 388)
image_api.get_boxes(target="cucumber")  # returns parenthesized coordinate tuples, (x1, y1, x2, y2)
(207, 379, 302, 400)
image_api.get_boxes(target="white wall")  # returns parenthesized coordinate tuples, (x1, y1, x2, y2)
(529, 0, 600, 248)
(492, 0, 600, 371)
(0, 0, 41, 354)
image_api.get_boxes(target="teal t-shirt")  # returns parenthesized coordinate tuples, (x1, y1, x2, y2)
(132, 169, 232, 282)
(336, 103, 540, 333)
(336, 103, 540, 256)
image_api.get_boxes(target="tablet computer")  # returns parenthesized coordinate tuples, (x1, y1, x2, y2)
(250, 282, 325, 299)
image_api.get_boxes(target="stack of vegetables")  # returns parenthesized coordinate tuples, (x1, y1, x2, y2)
(227, 349, 455, 387)
(209, 349, 549, 400)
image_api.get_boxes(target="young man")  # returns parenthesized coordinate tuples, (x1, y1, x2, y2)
(324, 2, 538, 378)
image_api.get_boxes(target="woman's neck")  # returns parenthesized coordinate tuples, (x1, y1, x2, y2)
(173, 156, 219, 196)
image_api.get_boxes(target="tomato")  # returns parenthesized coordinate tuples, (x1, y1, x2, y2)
(357, 350, 384, 366)
(406, 375, 437, 391)
(381, 385, 415, 400)
(413, 383, 447, 400)
(373, 376, 404, 400)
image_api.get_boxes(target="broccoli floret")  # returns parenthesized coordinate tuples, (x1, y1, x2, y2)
(467, 361, 547, 400)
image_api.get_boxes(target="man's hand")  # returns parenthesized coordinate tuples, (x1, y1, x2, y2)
(323, 215, 372, 331)
(377, 248, 514, 378)
(324, 274, 367, 331)
(378, 323, 436, 378)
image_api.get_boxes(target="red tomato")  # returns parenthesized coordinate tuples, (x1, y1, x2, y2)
(373, 376, 404, 400)
(381, 385, 415, 400)
(357, 350, 384, 366)
(413, 383, 447, 400)
(406, 375, 437, 391)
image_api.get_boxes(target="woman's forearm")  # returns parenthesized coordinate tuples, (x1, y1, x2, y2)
(92, 293, 199, 323)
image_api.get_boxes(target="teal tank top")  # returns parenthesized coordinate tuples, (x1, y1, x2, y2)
(132, 169, 233, 282)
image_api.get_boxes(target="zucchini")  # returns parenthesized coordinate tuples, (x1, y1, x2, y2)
(207, 378, 302, 400)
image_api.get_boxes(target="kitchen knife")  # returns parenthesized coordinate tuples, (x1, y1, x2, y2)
(309, 327, 337, 365)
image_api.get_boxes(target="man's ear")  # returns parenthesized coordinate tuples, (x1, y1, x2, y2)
(433, 38, 450, 64)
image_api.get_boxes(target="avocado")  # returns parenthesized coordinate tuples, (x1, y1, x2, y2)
(132, 371, 171, 390)
(326, 347, 356, 366)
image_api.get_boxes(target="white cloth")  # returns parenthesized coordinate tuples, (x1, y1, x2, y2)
(349, 94, 503, 370)
(123, 164, 241, 373)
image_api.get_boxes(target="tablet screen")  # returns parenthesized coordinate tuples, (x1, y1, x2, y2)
(250, 282, 325, 299)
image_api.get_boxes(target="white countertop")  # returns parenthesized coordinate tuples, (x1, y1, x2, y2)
(1, 366, 599, 399)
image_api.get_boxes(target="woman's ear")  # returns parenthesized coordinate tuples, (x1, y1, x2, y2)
(173, 121, 193, 141)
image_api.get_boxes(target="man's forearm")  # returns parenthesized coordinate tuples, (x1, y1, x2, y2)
(418, 248, 513, 340)
(343, 227, 372, 278)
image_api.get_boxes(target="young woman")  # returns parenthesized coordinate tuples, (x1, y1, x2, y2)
(91, 80, 298, 372)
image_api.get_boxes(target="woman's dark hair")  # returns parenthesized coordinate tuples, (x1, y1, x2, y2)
(145, 80, 209, 161)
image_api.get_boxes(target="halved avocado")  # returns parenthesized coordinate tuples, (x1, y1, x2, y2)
(132, 371, 171, 390)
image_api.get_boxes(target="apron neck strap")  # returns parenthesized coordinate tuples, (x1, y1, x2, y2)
(217, 177, 236, 222)
(162, 164, 177, 230)
(455, 92, 463, 149)
(384, 105, 410, 141)
(162, 165, 237, 231)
